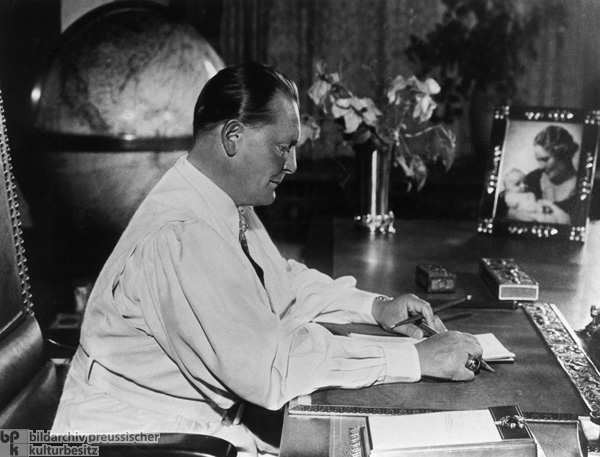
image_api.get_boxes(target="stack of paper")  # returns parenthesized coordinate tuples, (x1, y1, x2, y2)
(475, 333, 515, 362)
(348, 332, 515, 363)
(368, 406, 536, 457)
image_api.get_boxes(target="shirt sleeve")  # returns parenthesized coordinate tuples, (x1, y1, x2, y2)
(280, 260, 420, 385)
(281, 258, 381, 326)
(129, 221, 420, 411)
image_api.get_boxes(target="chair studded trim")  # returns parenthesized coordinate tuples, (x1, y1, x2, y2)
(0, 84, 33, 341)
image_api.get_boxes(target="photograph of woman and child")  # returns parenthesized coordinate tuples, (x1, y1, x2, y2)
(496, 122, 582, 225)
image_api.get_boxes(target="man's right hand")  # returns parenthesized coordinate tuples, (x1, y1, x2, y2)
(415, 331, 483, 381)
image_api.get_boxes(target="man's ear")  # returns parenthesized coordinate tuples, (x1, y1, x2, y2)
(221, 120, 243, 157)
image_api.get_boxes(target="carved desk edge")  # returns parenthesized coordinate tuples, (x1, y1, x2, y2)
(521, 302, 600, 414)
(289, 302, 600, 424)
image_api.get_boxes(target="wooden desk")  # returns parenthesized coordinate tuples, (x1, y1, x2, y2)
(281, 219, 600, 457)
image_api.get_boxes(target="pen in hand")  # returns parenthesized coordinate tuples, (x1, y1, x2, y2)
(390, 295, 473, 330)
(419, 322, 495, 373)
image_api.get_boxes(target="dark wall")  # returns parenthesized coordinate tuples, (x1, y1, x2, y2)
(0, 0, 60, 202)
(0, 0, 599, 324)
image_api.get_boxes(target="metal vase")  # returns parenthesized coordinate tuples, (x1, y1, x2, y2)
(354, 141, 395, 234)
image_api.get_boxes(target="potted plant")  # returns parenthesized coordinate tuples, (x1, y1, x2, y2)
(404, 0, 567, 155)
(300, 61, 456, 233)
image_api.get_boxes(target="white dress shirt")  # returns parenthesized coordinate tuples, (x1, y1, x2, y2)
(52, 155, 420, 441)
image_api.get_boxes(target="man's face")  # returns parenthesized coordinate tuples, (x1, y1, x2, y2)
(534, 145, 567, 183)
(234, 94, 300, 206)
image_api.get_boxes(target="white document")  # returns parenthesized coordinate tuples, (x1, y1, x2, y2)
(475, 333, 515, 361)
(369, 409, 502, 452)
(348, 332, 515, 362)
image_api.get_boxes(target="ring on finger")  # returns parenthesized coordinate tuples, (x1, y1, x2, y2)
(465, 353, 481, 373)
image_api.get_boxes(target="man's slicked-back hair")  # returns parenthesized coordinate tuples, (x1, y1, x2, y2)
(193, 62, 299, 137)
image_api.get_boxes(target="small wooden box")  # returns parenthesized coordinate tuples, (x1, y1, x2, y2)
(479, 258, 539, 301)
(415, 264, 457, 293)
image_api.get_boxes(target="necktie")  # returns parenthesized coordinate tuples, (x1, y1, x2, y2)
(238, 209, 265, 288)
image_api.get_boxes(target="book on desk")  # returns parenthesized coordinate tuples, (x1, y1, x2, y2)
(366, 405, 536, 457)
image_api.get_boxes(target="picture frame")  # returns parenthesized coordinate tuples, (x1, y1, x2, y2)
(478, 106, 600, 243)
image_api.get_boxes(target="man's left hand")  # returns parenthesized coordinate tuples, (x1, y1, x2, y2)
(372, 294, 446, 338)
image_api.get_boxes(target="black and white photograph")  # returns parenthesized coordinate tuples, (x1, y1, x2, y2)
(2, 2, 600, 456)
(496, 120, 583, 225)
(479, 106, 599, 243)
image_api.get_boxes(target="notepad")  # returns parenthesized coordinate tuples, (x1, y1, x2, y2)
(348, 332, 515, 362)
(368, 405, 535, 457)
(476, 333, 515, 362)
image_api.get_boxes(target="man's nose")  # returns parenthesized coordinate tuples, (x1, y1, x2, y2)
(284, 149, 297, 175)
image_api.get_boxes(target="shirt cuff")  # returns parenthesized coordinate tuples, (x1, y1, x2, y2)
(336, 288, 380, 325)
(378, 341, 421, 383)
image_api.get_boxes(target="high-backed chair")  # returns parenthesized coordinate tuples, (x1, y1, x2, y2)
(0, 87, 236, 456)
(0, 87, 60, 429)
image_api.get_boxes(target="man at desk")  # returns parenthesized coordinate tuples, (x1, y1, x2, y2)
(52, 63, 482, 456)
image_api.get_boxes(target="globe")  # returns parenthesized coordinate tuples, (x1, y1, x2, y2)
(32, 2, 225, 233)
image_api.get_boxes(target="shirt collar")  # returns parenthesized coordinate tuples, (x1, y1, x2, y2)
(174, 154, 242, 238)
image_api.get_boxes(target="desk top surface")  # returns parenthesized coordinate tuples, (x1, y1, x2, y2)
(282, 218, 600, 457)
(300, 305, 589, 417)
(311, 218, 600, 341)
